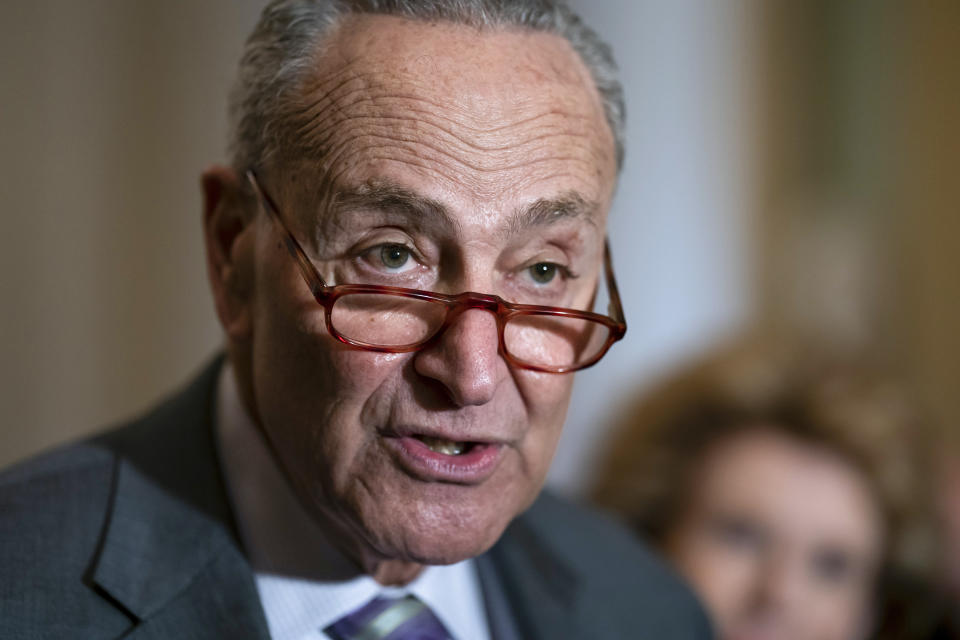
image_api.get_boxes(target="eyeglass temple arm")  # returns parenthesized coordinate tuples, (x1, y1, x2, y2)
(604, 238, 626, 328)
(246, 169, 330, 296)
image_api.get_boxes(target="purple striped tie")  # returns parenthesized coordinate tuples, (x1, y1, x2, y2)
(325, 594, 455, 640)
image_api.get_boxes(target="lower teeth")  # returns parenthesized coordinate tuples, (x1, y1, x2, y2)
(420, 437, 468, 456)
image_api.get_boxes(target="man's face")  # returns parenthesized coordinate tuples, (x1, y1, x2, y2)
(236, 15, 616, 571)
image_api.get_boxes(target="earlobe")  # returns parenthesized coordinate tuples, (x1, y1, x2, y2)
(201, 165, 256, 342)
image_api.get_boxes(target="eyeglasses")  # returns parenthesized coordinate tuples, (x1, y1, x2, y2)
(246, 171, 627, 374)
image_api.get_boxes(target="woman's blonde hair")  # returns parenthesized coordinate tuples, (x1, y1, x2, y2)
(591, 337, 938, 582)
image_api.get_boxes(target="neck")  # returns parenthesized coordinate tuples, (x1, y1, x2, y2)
(368, 558, 425, 586)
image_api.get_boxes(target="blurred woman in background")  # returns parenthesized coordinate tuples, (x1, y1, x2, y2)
(591, 339, 955, 640)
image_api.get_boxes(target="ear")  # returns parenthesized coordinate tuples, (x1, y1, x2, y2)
(202, 165, 256, 343)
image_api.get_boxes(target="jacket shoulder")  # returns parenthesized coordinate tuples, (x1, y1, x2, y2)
(0, 441, 133, 638)
(521, 491, 713, 638)
(0, 439, 116, 536)
(0, 358, 251, 639)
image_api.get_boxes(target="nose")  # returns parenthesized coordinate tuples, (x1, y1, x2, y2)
(752, 550, 804, 613)
(413, 307, 506, 407)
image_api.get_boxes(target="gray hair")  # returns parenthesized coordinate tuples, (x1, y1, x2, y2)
(228, 0, 625, 174)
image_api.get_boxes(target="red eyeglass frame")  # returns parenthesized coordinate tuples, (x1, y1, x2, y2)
(246, 170, 627, 374)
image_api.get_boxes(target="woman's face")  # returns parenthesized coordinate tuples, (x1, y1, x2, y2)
(666, 428, 884, 640)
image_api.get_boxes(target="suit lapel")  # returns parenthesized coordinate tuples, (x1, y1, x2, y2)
(119, 539, 269, 639)
(89, 358, 270, 638)
(478, 504, 587, 640)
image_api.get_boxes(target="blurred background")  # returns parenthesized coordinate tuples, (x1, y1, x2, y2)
(1, 0, 956, 501)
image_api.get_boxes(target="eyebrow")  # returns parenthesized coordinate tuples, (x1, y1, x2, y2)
(504, 192, 600, 237)
(329, 180, 599, 237)
(330, 181, 459, 235)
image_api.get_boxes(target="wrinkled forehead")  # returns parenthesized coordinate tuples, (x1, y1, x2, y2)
(270, 14, 617, 234)
(322, 14, 599, 98)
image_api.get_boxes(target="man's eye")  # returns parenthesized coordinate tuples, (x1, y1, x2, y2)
(379, 244, 412, 270)
(528, 262, 559, 284)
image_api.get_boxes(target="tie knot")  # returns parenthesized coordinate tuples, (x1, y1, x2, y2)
(325, 593, 454, 640)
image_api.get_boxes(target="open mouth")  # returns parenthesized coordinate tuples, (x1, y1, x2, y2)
(384, 431, 504, 482)
(413, 435, 476, 457)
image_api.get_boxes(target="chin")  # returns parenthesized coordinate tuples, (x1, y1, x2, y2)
(367, 495, 519, 566)
(396, 532, 498, 567)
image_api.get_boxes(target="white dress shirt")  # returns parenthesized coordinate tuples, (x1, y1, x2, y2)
(215, 363, 492, 640)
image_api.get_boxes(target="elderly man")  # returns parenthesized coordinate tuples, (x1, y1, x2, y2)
(0, 1, 710, 638)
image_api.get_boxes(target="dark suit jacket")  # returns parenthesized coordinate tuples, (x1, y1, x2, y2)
(0, 360, 711, 639)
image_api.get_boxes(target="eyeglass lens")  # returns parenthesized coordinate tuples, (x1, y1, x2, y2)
(329, 291, 612, 369)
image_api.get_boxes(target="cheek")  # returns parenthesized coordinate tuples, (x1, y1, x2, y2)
(805, 582, 873, 639)
(250, 273, 407, 468)
(668, 528, 760, 626)
(516, 370, 575, 418)
(514, 372, 574, 466)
